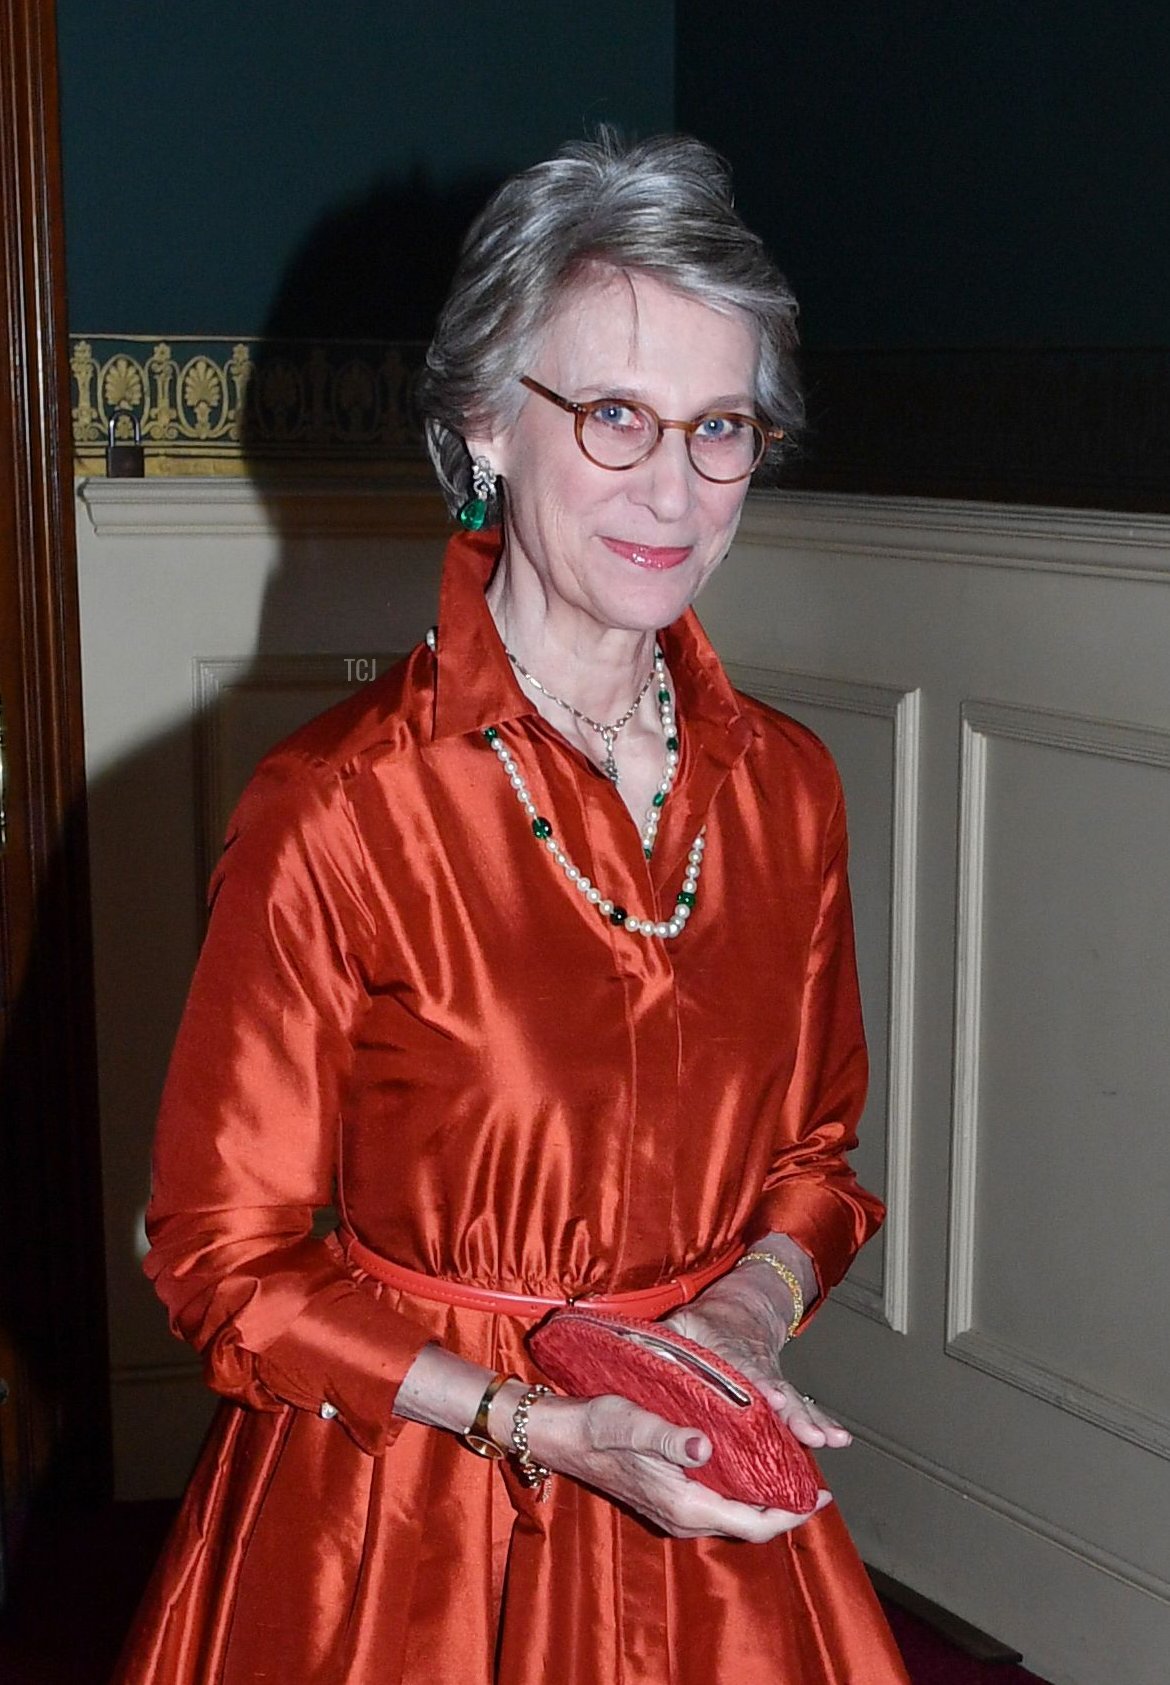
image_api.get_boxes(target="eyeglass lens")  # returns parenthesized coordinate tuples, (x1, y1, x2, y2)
(579, 402, 764, 482)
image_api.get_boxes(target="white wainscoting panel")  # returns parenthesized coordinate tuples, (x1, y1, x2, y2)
(193, 654, 404, 902)
(729, 666, 920, 1336)
(948, 702, 1170, 1458)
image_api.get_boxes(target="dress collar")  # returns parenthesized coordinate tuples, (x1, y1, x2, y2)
(430, 528, 752, 759)
(431, 528, 536, 741)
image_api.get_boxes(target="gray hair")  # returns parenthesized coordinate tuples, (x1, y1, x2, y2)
(417, 130, 803, 523)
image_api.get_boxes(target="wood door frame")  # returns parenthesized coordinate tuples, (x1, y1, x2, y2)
(0, 0, 110, 1578)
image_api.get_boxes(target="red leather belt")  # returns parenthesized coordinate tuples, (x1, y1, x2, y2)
(339, 1227, 741, 1317)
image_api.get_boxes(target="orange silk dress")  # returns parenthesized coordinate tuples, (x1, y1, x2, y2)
(116, 529, 909, 1685)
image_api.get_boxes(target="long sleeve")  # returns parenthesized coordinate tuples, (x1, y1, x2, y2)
(144, 749, 433, 1453)
(745, 774, 884, 1305)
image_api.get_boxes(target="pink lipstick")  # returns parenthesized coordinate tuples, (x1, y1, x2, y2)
(602, 538, 692, 571)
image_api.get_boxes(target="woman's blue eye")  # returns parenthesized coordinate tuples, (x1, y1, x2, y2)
(594, 402, 647, 432)
(697, 415, 737, 441)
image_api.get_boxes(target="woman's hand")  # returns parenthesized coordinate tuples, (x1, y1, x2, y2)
(517, 1389, 832, 1542)
(397, 1344, 829, 1541)
(660, 1259, 851, 1454)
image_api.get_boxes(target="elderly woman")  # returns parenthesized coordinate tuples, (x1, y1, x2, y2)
(117, 134, 909, 1684)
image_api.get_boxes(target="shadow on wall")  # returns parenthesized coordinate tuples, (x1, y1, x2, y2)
(256, 168, 497, 341)
(82, 172, 475, 1527)
(235, 170, 500, 490)
(235, 163, 493, 665)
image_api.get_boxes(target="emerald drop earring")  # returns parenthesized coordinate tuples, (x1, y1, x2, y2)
(458, 455, 498, 531)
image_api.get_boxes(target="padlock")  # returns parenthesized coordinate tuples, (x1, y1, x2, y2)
(107, 411, 145, 477)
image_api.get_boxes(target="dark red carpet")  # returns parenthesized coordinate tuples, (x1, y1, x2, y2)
(880, 1601, 1049, 1684)
(0, 1500, 1050, 1683)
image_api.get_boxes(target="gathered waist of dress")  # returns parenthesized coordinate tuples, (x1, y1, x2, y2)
(338, 1227, 742, 1316)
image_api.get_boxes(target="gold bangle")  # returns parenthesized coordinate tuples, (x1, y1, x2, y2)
(511, 1383, 554, 1502)
(735, 1250, 805, 1340)
(462, 1371, 512, 1459)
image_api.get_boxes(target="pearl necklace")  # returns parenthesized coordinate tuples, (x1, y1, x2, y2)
(483, 724, 705, 941)
(640, 649, 681, 858)
(507, 648, 656, 784)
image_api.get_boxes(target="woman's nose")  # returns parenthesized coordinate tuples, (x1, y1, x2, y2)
(631, 430, 696, 522)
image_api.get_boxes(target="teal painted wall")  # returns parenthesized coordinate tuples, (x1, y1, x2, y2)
(59, 3, 1167, 501)
(58, 2, 675, 336)
(60, 6, 1169, 347)
(676, 2, 1170, 348)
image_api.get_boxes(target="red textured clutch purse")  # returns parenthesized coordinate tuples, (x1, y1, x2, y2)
(528, 1308, 821, 1513)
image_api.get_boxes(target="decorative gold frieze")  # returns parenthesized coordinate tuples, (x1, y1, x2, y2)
(75, 338, 1169, 509)
(71, 335, 429, 476)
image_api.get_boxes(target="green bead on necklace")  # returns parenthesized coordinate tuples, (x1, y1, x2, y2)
(482, 726, 706, 942)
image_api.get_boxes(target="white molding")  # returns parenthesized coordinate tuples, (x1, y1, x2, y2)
(735, 489, 1170, 582)
(77, 479, 1170, 579)
(882, 686, 920, 1336)
(948, 1330, 1170, 1461)
(728, 665, 920, 1335)
(962, 697, 1170, 769)
(77, 474, 446, 539)
(837, 1411, 1170, 1606)
(949, 700, 1170, 1454)
(948, 710, 988, 1352)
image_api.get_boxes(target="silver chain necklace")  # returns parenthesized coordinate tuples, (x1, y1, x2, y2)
(506, 648, 657, 783)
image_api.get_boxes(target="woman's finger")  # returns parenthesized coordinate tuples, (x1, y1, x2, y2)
(683, 1484, 835, 1544)
(635, 1456, 835, 1543)
(767, 1383, 851, 1448)
(589, 1395, 712, 1467)
(598, 1401, 833, 1540)
(528, 1394, 833, 1541)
